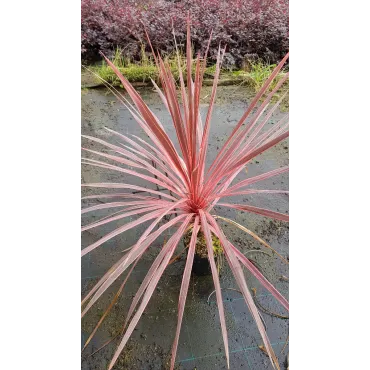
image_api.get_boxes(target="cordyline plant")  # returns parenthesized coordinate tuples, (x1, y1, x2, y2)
(82, 21, 289, 370)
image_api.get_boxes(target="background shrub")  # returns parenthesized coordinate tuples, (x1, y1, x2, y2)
(81, 0, 289, 67)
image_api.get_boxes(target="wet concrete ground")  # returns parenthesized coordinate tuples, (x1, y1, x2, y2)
(81, 85, 289, 370)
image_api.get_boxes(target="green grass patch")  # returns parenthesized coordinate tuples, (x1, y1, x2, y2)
(87, 48, 288, 110)
(90, 46, 217, 86)
(235, 60, 289, 110)
(232, 60, 288, 96)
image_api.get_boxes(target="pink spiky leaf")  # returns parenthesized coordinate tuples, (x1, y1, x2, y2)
(199, 210, 230, 369)
(207, 214, 280, 370)
(107, 215, 193, 370)
(170, 217, 200, 370)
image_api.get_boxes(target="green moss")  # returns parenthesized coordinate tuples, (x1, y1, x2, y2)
(211, 233, 223, 256)
(183, 228, 223, 258)
(232, 70, 248, 77)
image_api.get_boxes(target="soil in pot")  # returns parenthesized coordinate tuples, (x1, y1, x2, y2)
(183, 228, 223, 276)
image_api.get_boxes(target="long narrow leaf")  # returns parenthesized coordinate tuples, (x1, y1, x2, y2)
(81, 200, 168, 215)
(207, 53, 289, 176)
(213, 215, 289, 264)
(221, 166, 289, 196)
(199, 210, 230, 369)
(229, 242, 289, 311)
(102, 54, 189, 182)
(207, 215, 280, 370)
(81, 213, 187, 309)
(81, 208, 166, 257)
(82, 205, 169, 232)
(170, 217, 200, 370)
(107, 215, 193, 370)
(81, 183, 178, 201)
(214, 189, 289, 199)
(81, 260, 137, 352)
(218, 203, 289, 222)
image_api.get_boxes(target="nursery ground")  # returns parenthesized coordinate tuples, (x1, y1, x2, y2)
(81, 85, 289, 370)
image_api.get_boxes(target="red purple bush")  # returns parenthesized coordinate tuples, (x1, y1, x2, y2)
(82, 0, 288, 66)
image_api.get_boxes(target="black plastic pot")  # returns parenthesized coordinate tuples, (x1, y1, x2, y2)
(192, 254, 212, 276)
(184, 229, 219, 276)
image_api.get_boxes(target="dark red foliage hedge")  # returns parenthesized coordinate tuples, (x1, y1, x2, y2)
(81, 0, 289, 67)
